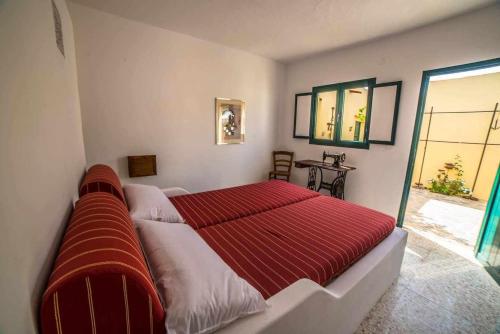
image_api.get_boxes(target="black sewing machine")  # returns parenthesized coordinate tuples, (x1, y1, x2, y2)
(322, 151, 346, 168)
(295, 152, 355, 199)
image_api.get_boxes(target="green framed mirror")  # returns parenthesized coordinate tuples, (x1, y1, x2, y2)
(293, 92, 312, 139)
(369, 81, 402, 145)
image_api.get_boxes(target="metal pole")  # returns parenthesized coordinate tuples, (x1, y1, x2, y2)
(417, 106, 433, 187)
(472, 102, 498, 193)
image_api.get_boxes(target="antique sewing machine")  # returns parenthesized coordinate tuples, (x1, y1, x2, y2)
(295, 151, 355, 199)
(322, 151, 346, 168)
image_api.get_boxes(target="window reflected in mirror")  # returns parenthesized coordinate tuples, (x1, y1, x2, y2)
(340, 87, 368, 142)
(314, 91, 337, 140)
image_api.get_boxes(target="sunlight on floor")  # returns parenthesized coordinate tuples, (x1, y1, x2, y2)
(406, 228, 482, 264)
(405, 188, 486, 264)
(404, 247, 423, 259)
(356, 230, 500, 334)
(418, 199, 483, 245)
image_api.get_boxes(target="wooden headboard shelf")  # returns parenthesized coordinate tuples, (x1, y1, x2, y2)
(128, 155, 157, 177)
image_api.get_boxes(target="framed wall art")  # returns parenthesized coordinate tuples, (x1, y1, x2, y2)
(215, 98, 246, 145)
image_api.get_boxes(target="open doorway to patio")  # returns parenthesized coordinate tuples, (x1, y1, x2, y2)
(399, 59, 500, 263)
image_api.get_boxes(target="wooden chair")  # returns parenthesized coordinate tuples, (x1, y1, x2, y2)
(269, 151, 294, 182)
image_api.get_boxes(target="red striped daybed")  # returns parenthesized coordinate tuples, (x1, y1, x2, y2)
(40, 192, 165, 334)
(169, 179, 320, 229)
(79, 164, 127, 206)
(197, 195, 395, 299)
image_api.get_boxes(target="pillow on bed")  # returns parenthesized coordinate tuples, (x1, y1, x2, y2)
(135, 219, 267, 334)
(123, 184, 184, 223)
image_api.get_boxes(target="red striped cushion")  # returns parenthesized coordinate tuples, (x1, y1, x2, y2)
(170, 180, 320, 229)
(40, 193, 165, 334)
(197, 195, 395, 299)
(79, 164, 126, 206)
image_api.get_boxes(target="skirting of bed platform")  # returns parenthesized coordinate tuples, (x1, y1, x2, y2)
(218, 227, 408, 334)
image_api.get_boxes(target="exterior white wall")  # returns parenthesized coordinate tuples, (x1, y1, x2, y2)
(280, 4, 500, 217)
(70, 3, 285, 192)
(0, 0, 87, 333)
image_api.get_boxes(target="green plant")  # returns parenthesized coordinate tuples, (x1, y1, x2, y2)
(354, 106, 366, 123)
(428, 155, 470, 196)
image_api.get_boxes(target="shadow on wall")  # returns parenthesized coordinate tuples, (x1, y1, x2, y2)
(86, 157, 131, 181)
(118, 156, 129, 180)
(31, 168, 87, 332)
(31, 200, 74, 332)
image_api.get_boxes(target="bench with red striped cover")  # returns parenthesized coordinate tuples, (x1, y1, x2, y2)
(197, 195, 396, 299)
(79, 164, 127, 206)
(169, 180, 320, 229)
(40, 192, 165, 334)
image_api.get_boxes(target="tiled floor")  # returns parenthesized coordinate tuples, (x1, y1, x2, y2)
(355, 230, 500, 334)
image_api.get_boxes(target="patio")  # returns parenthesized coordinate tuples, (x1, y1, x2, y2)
(404, 187, 486, 262)
(355, 188, 498, 333)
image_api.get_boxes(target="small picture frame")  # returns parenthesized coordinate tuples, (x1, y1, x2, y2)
(215, 98, 246, 145)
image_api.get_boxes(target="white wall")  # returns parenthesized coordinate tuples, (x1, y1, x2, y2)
(70, 3, 284, 192)
(280, 4, 500, 217)
(0, 0, 87, 333)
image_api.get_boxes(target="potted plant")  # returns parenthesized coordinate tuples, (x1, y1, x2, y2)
(428, 155, 470, 197)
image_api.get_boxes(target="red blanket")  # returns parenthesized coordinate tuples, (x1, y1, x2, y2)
(197, 196, 395, 299)
(170, 180, 320, 229)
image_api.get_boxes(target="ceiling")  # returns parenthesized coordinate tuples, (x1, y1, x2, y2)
(70, 0, 495, 62)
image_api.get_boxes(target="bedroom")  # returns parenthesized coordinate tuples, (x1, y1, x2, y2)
(0, 1, 499, 333)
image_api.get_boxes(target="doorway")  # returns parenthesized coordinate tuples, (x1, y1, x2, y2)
(399, 58, 500, 263)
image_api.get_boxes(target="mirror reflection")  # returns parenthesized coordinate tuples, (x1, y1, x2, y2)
(314, 91, 337, 140)
(340, 87, 369, 142)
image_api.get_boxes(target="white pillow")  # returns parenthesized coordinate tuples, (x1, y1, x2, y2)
(134, 220, 267, 334)
(161, 187, 191, 198)
(123, 184, 184, 223)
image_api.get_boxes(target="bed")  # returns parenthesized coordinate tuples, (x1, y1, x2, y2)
(167, 179, 406, 333)
(40, 165, 407, 334)
(169, 179, 320, 229)
(196, 195, 395, 299)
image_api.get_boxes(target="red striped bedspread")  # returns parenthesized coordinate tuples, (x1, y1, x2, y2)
(197, 195, 396, 299)
(170, 180, 320, 229)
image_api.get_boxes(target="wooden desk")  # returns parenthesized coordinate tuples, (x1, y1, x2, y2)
(294, 160, 356, 199)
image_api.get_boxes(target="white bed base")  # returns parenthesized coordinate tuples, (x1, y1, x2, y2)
(162, 187, 408, 334)
(219, 228, 408, 334)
